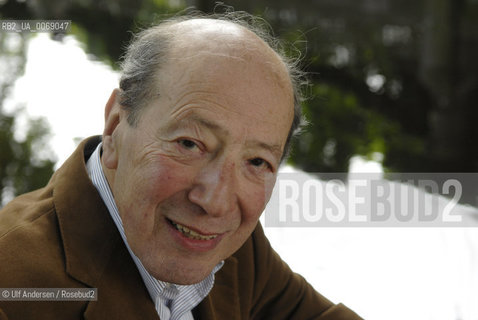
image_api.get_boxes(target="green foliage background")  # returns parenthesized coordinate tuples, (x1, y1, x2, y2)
(1, 0, 477, 204)
(0, 32, 55, 205)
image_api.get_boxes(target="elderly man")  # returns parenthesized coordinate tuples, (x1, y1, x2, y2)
(0, 13, 362, 320)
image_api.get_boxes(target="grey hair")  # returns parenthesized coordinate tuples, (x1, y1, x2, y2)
(119, 10, 306, 160)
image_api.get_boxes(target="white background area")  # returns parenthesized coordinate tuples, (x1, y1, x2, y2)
(5, 34, 478, 320)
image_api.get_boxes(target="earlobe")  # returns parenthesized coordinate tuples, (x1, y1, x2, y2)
(102, 89, 122, 169)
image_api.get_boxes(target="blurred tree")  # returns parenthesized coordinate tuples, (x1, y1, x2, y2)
(0, 0, 184, 64)
(0, 32, 56, 206)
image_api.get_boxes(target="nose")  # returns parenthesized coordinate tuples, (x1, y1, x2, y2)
(188, 157, 238, 217)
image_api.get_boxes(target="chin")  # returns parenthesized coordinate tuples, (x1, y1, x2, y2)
(147, 261, 216, 285)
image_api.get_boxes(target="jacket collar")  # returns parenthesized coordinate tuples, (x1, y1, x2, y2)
(51, 137, 159, 319)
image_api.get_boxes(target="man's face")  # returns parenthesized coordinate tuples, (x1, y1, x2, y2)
(102, 32, 293, 284)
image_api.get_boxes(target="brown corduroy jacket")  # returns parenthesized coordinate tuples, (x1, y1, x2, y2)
(0, 137, 362, 320)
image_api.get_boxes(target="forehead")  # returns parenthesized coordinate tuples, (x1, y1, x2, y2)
(164, 21, 292, 113)
(158, 56, 292, 142)
(140, 19, 294, 149)
(169, 57, 288, 112)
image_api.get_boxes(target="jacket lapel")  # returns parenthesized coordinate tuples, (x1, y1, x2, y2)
(82, 240, 159, 320)
(193, 256, 242, 320)
(52, 137, 158, 319)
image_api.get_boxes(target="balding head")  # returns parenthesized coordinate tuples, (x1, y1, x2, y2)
(169, 19, 292, 88)
(119, 13, 304, 160)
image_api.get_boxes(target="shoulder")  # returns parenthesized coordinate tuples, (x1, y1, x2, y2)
(0, 186, 70, 287)
(0, 185, 54, 237)
(0, 155, 93, 319)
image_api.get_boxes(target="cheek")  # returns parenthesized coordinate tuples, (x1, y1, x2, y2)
(136, 156, 193, 203)
(118, 157, 193, 232)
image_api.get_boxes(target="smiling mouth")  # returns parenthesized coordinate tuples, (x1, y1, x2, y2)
(169, 220, 218, 240)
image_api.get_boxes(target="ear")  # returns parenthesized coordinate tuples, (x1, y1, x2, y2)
(102, 88, 124, 170)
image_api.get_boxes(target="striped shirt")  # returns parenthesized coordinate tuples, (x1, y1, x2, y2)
(86, 143, 223, 320)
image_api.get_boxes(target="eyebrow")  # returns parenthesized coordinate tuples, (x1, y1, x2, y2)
(171, 112, 283, 159)
(188, 114, 228, 137)
(246, 141, 283, 160)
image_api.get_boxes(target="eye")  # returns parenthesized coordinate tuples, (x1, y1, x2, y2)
(178, 139, 198, 150)
(174, 138, 204, 160)
(249, 157, 271, 169)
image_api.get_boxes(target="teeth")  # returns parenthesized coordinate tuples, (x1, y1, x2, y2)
(171, 221, 218, 240)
